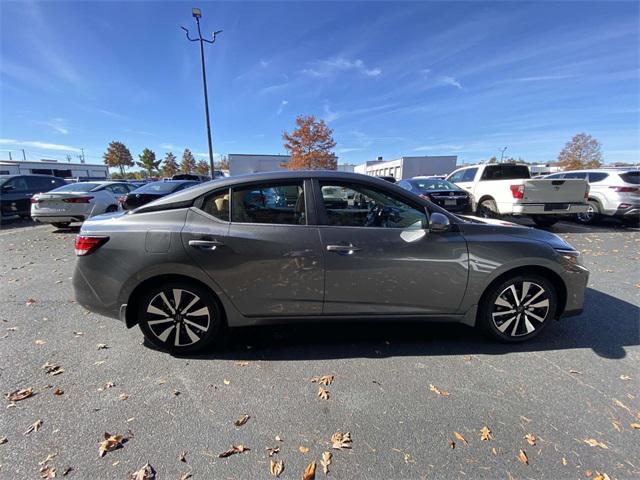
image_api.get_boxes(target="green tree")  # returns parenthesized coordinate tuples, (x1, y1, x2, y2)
(137, 148, 160, 177)
(103, 141, 134, 176)
(180, 148, 196, 174)
(558, 133, 603, 170)
(195, 159, 210, 176)
(161, 152, 179, 177)
(282, 115, 337, 170)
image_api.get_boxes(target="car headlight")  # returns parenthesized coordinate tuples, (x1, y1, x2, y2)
(556, 248, 585, 268)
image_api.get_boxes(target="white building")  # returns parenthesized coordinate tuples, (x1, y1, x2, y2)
(0, 159, 109, 179)
(355, 156, 458, 180)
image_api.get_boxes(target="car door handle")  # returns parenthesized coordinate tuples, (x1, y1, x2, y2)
(326, 244, 362, 255)
(188, 239, 224, 250)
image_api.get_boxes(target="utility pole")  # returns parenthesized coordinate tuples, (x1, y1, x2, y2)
(81, 148, 86, 163)
(8, 151, 12, 161)
(181, 8, 222, 178)
(499, 146, 508, 162)
(21, 149, 26, 161)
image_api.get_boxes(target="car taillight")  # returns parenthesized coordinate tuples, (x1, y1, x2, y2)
(117, 195, 126, 204)
(74, 235, 109, 256)
(510, 184, 524, 199)
(30, 197, 40, 204)
(63, 196, 93, 203)
(610, 186, 638, 193)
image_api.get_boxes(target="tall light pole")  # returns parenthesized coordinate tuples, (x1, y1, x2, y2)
(499, 146, 508, 162)
(181, 8, 222, 177)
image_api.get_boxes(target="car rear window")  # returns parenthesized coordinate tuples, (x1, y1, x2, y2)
(51, 182, 100, 192)
(587, 172, 609, 183)
(620, 171, 640, 184)
(134, 182, 188, 194)
(481, 165, 531, 180)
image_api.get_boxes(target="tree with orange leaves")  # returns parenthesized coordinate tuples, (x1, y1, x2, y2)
(282, 115, 337, 170)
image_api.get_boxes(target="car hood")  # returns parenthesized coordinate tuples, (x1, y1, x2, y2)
(459, 216, 575, 251)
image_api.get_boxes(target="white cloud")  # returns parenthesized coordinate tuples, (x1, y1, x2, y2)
(337, 147, 365, 154)
(277, 100, 289, 115)
(413, 144, 465, 152)
(44, 118, 68, 135)
(421, 69, 464, 90)
(259, 59, 269, 68)
(0, 138, 81, 152)
(322, 104, 342, 122)
(302, 57, 382, 78)
(160, 143, 179, 150)
(513, 74, 576, 82)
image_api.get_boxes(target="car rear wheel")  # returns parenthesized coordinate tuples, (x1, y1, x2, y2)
(479, 274, 557, 342)
(477, 198, 498, 218)
(52, 222, 71, 228)
(575, 200, 599, 224)
(138, 282, 222, 354)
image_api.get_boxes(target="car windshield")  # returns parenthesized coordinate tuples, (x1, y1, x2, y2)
(0, 176, 10, 187)
(133, 182, 187, 194)
(411, 179, 461, 191)
(620, 171, 640, 184)
(51, 182, 101, 193)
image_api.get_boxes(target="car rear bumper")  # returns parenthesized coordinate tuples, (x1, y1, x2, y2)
(512, 203, 589, 215)
(72, 263, 120, 320)
(32, 214, 86, 223)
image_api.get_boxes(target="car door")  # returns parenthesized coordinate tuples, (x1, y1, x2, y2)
(1, 176, 31, 216)
(315, 180, 468, 315)
(183, 180, 325, 317)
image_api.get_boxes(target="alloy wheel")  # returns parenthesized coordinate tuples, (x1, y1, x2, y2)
(491, 281, 550, 337)
(576, 204, 596, 223)
(144, 288, 211, 347)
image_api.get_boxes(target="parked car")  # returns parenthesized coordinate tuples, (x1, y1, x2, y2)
(0, 174, 66, 219)
(171, 172, 225, 181)
(73, 171, 588, 354)
(121, 180, 200, 210)
(397, 178, 471, 213)
(446, 163, 589, 227)
(377, 176, 396, 183)
(31, 181, 135, 228)
(544, 169, 639, 225)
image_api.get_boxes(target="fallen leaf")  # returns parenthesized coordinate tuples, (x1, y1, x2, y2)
(631, 422, 640, 429)
(620, 375, 631, 380)
(172, 390, 181, 396)
(73, 331, 84, 336)
(275, 435, 282, 442)
(491, 447, 497, 455)
(96, 343, 109, 350)
(98, 382, 115, 391)
(480, 426, 492, 441)
(218, 444, 249, 458)
(62, 467, 73, 476)
(236, 361, 249, 367)
(299, 445, 310, 453)
(223, 379, 230, 385)
(266, 446, 280, 457)
(518, 449, 529, 465)
(6, 387, 34, 402)
(331, 431, 352, 449)
(584, 438, 608, 449)
(321, 451, 332, 475)
(448, 440, 455, 449)
(24, 419, 43, 435)
(53, 388, 64, 396)
(42, 362, 64, 376)
(0, 437, 7, 444)
(612, 421, 622, 432)
(453, 431, 467, 445)
(39, 466, 56, 479)
(35, 339, 47, 345)
(593, 473, 612, 480)
(311, 375, 334, 386)
(178, 451, 187, 462)
(429, 384, 450, 397)
(234, 414, 250, 427)
(119, 393, 129, 401)
(569, 369, 581, 374)
(270, 459, 284, 477)
(99, 432, 125, 457)
(39, 452, 58, 465)
(524, 433, 536, 446)
(562, 457, 568, 466)
(302, 460, 316, 480)
(178, 474, 192, 480)
(318, 386, 330, 400)
(129, 462, 155, 480)
(26, 298, 36, 306)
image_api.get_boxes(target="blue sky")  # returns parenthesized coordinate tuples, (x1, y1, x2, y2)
(1, 1, 638, 168)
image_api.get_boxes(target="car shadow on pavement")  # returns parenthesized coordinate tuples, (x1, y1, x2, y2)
(172, 288, 638, 362)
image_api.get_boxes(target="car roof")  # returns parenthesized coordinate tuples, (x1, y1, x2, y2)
(138, 170, 404, 210)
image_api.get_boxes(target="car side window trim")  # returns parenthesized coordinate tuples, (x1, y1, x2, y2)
(194, 187, 231, 224)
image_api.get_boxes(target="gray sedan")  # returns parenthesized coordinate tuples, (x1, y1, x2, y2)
(73, 171, 589, 354)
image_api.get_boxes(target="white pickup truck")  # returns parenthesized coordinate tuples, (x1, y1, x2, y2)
(446, 163, 589, 227)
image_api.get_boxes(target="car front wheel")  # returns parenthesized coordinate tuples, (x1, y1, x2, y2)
(137, 282, 222, 354)
(479, 274, 557, 342)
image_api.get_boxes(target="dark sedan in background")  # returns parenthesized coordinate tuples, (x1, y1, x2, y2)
(1, 174, 67, 219)
(398, 178, 471, 213)
(121, 180, 199, 210)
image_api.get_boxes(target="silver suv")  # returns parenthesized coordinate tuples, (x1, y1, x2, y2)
(546, 169, 640, 225)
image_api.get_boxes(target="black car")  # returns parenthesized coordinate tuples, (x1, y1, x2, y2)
(397, 178, 471, 213)
(0, 174, 67, 218)
(121, 180, 199, 210)
(377, 176, 397, 183)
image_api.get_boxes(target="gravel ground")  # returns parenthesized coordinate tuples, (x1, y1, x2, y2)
(0, 218, 638, 480)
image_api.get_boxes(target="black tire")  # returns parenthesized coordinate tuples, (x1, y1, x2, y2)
(531, 216, 559, 228)
(137, 281, 224, 354)
(575, 200, 600, 225)
(52, 222, 71, 228)
(478, 274, 557, 342)
(477, 198, 498, 218)
(105, 205, 118, 213)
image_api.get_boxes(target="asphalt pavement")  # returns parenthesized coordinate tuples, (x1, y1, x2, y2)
(0, 218, 638, 479)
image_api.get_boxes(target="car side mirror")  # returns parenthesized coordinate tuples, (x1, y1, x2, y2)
(1, 185, 14, 192)
(429, 212, 450, 233)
